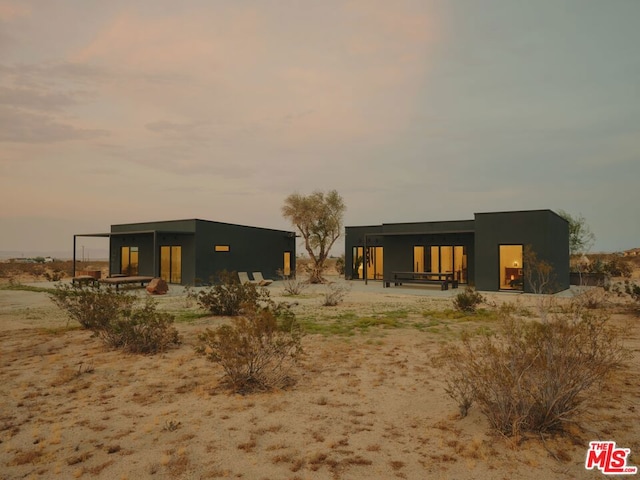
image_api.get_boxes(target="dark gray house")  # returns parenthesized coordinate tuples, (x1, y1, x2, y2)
(75, 219, 296, 285)
(345, 210, 569, 293)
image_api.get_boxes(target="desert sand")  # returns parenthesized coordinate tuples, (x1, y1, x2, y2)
(1, 278, 638, 480)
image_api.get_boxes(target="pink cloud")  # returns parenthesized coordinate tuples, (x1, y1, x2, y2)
(72, 7, 265, 74)
(0, 2, 31, 21)
(65, 2, 438, 148)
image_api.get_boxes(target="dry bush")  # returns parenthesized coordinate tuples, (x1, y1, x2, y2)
(572, 287, 609, 310)
(524, 245, 556, 294)
(98, 298, 181, 354)
(49, 283, 135, 330)
(50, 285, 180, 353)
(0, 260, 85, 281)
(585, 254, 633, 277)
(322, 282, 351, 306)
(603, 256, 633, 277)
(44, 269, 65, 281)
(196, 303, 303, 393)
(277, 269, 309, 296)
(452, 287, 485, 313)
(623, 280, 640, 314)
(607, 280, 640, 314)
(442, 301, 625, 436)
(197, 270, 270, 316)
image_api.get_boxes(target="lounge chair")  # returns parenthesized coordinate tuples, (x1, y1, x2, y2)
(252, 272, 273, 286)
(238, 272, 258, 285)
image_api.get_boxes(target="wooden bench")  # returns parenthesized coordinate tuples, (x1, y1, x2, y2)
(98, 276, 154, 291)
(384, 272, 458, 290)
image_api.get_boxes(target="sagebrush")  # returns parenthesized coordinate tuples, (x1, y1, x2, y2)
(452, 287, 485, 313)
(197, 270, 270, 316)
(196, 303, 303, 393)
(322, 282, 350, 306)
(49, 284, 180, 353)
(442, 301, 624, 437)
(98, 298, 181, 353)
(49, 283, 135, 330)
(277, 269, 309, 296)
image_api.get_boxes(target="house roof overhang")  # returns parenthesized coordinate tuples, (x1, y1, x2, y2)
(72, 230, 195, 277)
(364, 229, 475, 237)
(74, 229, 195, 238)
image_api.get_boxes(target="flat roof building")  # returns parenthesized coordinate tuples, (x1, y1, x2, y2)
(75, 219, 296, 285)
(345, 209, 569, 293)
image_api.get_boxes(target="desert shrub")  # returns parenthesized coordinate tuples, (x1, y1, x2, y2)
(197, 271, 269, 316)
(277, 269, 309, 296)
(183, 284, 197, 308)
(50, 284, 180, 353)
(98, 298, 181, 353)
(44, 269, 65, 281)
(196, 303, 303, 393)
(572, 287, 609, 310)
(442, 304, 624, 437)
(322, 282, 350, 306)
(604, 257, 633, 278)
(625, 280, 640, 299)
(623, 281, 640, 313)
(452, 287, 485, 313)
(49, 283, 135, 330)
(524, 245, 556, 294)
(587, 254, 633, 278)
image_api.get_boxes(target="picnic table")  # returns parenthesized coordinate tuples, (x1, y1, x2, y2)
(384, 272, 458, 290)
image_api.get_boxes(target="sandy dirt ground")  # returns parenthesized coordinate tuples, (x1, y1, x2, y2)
(0, 279, 638, 480)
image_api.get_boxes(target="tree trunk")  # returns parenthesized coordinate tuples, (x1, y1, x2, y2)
(308, 263, 325, 284)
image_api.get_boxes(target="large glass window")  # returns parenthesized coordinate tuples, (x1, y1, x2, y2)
(428, 245, 467, 283)
(120, 246, 139, 276)
(440, 246, 453, 273)
(454, 246, 467, 283)
(430, 246, 440, 273)
(413, 246, 425, 272)
(500, 245, 523, 290)
(366, 246, 384, 280)
(160, 245, 182, 284)
(352, 247, 364, 279)
(283, 251, 291, 277)
(352, 246, 384, 280)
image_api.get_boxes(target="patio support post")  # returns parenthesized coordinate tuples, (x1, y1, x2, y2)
(153, 231, 157, 278)
(364, 234, 368, 285)
(73, 235, 77, 277)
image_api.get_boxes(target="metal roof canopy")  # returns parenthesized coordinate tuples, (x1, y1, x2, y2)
(361, 230, 475, 285)
(72, 230, 194, 277)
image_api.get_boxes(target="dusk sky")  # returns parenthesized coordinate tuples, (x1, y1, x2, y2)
(1, 0, 639, 258)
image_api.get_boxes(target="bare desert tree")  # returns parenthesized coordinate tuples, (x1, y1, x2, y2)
(282, 190, 346, 284)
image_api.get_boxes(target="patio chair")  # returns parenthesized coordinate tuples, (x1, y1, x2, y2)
(252, 272, 273, 286)
(238, 272, 258, 285)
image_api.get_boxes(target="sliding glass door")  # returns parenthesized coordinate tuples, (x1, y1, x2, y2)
(352, 246, 383, 280)
(427, 245, 467, 283)
(120, 246, 139, 276)
(366, 246, 383, 280)
(160, 246, 182, 284)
